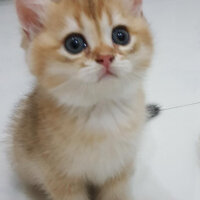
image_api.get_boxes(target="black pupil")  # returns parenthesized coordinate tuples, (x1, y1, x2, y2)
(65, 34, 87, 54)
(112, 26, 130, 46)
(71, 38, 80, 49)
(117, 32, 126, 41)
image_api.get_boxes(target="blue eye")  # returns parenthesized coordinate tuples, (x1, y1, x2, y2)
(112, 26, 130, 46)
(64, 34, 87, 54)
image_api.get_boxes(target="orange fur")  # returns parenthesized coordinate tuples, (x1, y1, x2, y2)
(12, 0, 153, 200)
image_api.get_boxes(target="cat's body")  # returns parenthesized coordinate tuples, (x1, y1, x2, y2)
(12, 85, 144, 185)
(11, 0, 154, 199)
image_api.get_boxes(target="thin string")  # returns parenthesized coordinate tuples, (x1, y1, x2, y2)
(161, 101, 200, 111)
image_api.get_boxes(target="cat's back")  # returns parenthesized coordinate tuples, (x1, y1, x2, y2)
(11, 87, 69, 155)
(12, 88, 39, 150)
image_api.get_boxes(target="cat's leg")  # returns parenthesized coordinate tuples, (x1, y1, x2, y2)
(22, 183, 49, 200)
(43, 174, 89, 200)
(97, 166, 134, 200)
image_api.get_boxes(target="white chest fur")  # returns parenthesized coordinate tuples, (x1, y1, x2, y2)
(66, 132, 136, 185)
(61, 100, 143, 185)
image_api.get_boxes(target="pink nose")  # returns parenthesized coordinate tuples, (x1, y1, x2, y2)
(96, 55, 115, 69)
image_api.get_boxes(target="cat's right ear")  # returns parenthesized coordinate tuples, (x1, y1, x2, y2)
(123, 0, 143, 16)
(16, 0, 47, 39)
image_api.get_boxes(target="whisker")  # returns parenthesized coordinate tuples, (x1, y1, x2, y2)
(80, 66, 101, 75)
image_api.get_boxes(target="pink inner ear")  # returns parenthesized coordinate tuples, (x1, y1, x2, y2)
(16, 0, 43, 38)
(132, 0, 143, 16)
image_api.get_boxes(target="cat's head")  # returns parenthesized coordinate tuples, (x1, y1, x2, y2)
(16, 0, 153, 107)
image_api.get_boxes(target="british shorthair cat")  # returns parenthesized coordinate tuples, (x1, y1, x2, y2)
(11, 0, 154, 199)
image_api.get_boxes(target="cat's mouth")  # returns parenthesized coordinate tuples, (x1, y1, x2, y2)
(98, 70, 118, 82)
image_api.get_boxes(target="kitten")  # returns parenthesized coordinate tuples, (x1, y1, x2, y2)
(11, 0, 154, 200)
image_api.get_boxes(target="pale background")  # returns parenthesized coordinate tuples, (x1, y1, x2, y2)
(0, 0, 200, 199)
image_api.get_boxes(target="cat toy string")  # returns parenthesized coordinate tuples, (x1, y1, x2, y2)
(161, 101, 200, 111)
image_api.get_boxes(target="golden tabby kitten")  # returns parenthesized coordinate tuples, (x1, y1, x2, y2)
(11, 0, 153, 199)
